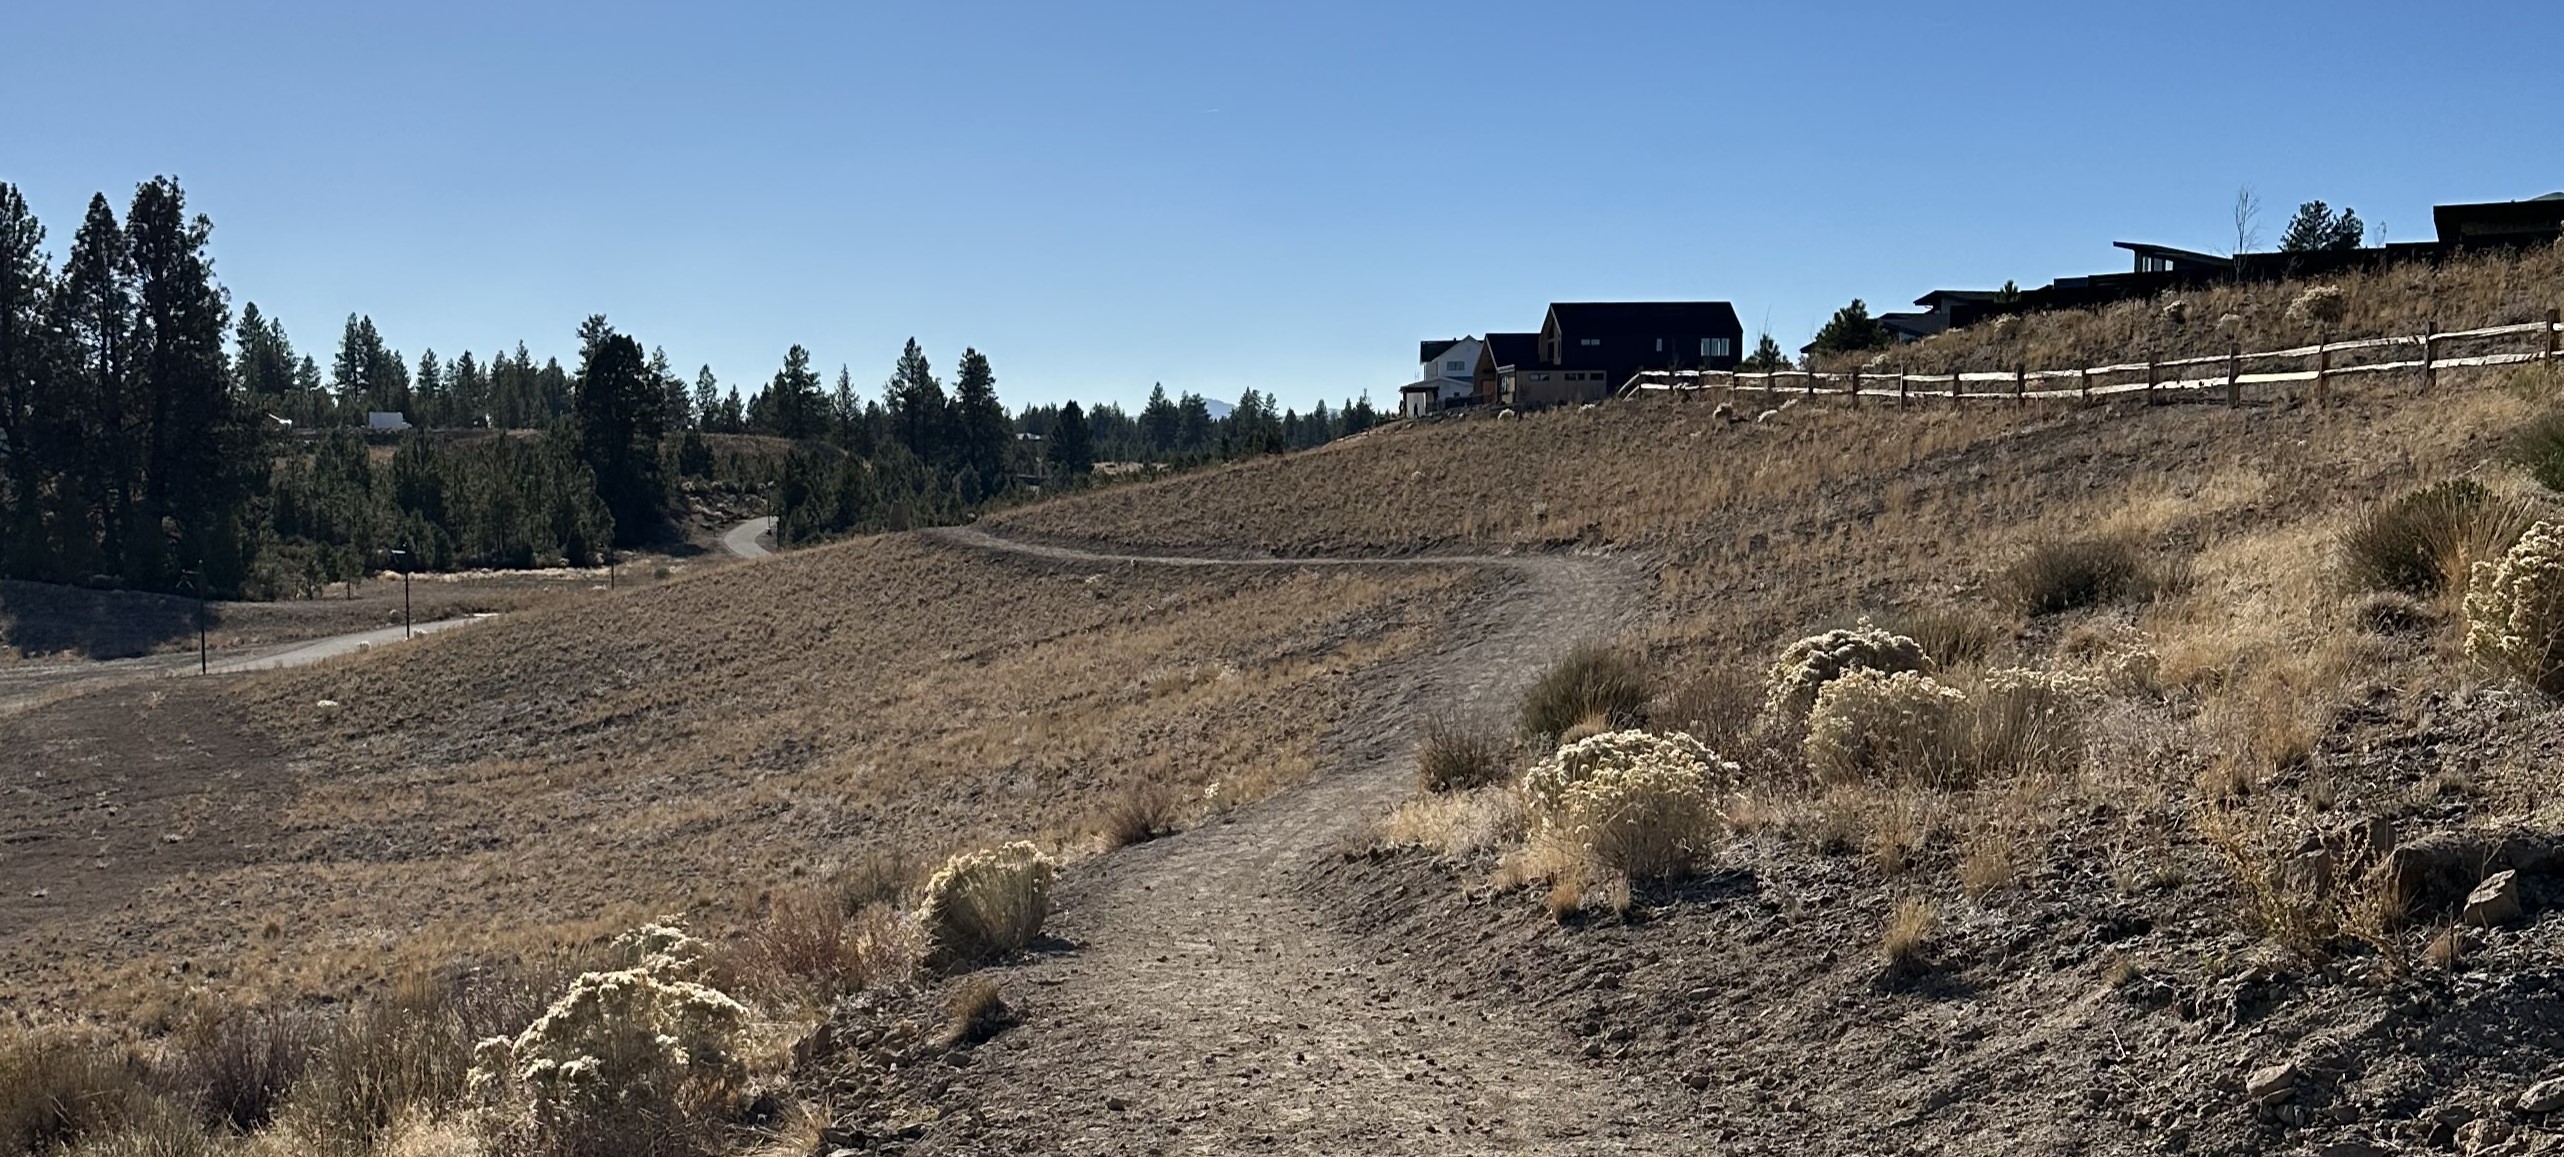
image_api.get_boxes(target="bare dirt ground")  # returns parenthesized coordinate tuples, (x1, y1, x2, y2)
(811, 529, 1728, 1153)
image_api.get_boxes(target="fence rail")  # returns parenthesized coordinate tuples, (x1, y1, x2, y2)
(1620, 311, 2564, 406)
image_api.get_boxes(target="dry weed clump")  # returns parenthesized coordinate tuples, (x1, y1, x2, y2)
(1882, 607, 2010, 672)
(2464, 520, 2564, 693)
(1881, 897, 1938, 972)
(914, 843, 1056, 971)
(165, 1008, 321, 1132)
(2004, 535, 2149, 615)
(1520, 729, 1734, 879)
(1380, 787, 1525, 859)
(1804, 669, 1969, 788)
(2507, 410, 2564, 491)
(2338, 479, 2537, 597)
(0, 1030, 151, 1154)
(1518, 643, 1651, 740)
(1965, 667, 2100, 780)
(1414, 718, 1510, 793)
(727, 890, 920, 1002)
(1762, 619, 1930, 723)
(1095, 780, 1183, 848)
(469, 924, 749, 1157)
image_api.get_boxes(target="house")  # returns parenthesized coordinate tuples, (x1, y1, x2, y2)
(1474, 303, 1744, 408)
(1398, 337, 1485, 418)
(366, 411, 411, 432)
(2433, 194, 2564, 251)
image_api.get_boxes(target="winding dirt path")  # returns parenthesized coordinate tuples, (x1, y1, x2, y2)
(911, 527, 1705, 1154)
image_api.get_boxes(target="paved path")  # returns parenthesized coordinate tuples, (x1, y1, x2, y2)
(0, 614, 492, 714)
(907, 527, 1701, 1154)
(721, 516, 775, 559)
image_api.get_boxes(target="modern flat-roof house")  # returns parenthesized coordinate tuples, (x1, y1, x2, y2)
(2434, 194, 2564, 250)
(1471, 302, 1743, 408)
(1398, 337, 1485, 418)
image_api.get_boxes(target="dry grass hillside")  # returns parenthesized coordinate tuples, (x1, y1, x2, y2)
(3, 534, 1483, 1021)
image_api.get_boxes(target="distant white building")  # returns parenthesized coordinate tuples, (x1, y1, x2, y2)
(366, 411, 411, 432)
(1397, 337, 1483, 418)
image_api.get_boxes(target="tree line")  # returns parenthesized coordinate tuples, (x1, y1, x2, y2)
(0, 176, 1378, 598)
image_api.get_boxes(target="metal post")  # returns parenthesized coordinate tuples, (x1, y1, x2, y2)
(389, 548, 412, 639)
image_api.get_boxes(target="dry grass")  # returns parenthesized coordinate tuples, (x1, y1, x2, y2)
(2337, 479, 2540, 597)
(1881, 897, 1937, 972)
(725, 891, 920, 1003)
(1380, 787, 1525, 860)
(1517, 643, 1650, 739)
(1414, 719, 1510, 793)
(941, 978, 1010, 1047)
(915, 844, 1054, 973)
(1094, 780, 1184, 849)
(2003, 535, 2149, 615)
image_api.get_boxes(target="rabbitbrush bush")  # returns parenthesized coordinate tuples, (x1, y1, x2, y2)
(469, 923, 750, 1157)
(1521, 729, 1735, 878)
(2466, 520, 2564, 693)
(1804, 668, 1971, 788)
(916, 842, 1056, 970)
(1763, 619, 1930, 722)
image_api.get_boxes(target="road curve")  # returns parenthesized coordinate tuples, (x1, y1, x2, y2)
(721, 516, 775, 559)
(905, 526, 1703, 1153)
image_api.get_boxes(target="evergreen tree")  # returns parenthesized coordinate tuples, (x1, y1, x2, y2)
(1344, 393, 1378, 436)
(1139, 383, 1179, 455)
(127, 176, 247, 588)
(0, 183, 52, 578)
(1049, 400, 1093, 476)
(570, 315, 661, 545)
(1175, 391, 1213, 452)
(650, 346, 691, 433)
(761, 345, 823, 440)
(52, 193, 140, 578)
(883, 338, 946, 463)
(1742, 332, 1787, 371)
(691, 366, 720, 431)
(331, 314, 407, 416)
(950, 348, 1011, 497)
(414, 348, 445, 426)
(1808, 299, 1892, 356)
(448, 350, 485, 427)
(2280, 200, 2366, 252)
(830, 365, 861, 446)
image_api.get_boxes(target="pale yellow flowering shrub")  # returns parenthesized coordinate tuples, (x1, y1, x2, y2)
(2466, 520, 2564, 693)
(1763, 620, 1930, 723)
(1521, 729, 1734, 878)
(1804, 668, 1970, 787)
(469, 921, 749, 1156)
(915, 842, 1055, 971)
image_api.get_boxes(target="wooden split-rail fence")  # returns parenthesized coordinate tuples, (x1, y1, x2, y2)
(1620, 310, 2564, 408)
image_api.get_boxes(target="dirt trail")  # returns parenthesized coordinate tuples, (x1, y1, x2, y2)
(911, 527, 1705, 1154)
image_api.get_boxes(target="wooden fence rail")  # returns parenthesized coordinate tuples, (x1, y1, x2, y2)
(1619, 311, 2564, 406)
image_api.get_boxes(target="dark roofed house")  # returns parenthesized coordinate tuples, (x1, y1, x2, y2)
(2434, 194, 2564, 251)
(1520, 302, 1742, 407)
(1472, 331, 1541, 407)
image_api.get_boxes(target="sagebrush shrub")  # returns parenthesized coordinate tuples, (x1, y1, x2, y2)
(1803, 668, 1970, 787)
(915, 843, 1055, 971)
(1763, 619, 1929, 722)
(1521, 730, 1733, 878)
(1518, 644, 1651, 739)
(2465, 520, 2564, 693)
(2004, 536, 2147, 615)
(2339, 479, 2535, 596)
(470, 923, 750, 1157)
(2286, 284, 2347, 327)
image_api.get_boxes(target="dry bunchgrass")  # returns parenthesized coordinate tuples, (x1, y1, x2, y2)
(1414, 719, 1509, 793)
(2338, 479, 2539, 598)
(915, 844, 1055, 973)
(726, 890, 921, 1003)
(1380, 787, 1525, 860)
(941, 978, 1010, 1047)
(1881, 897, 1937, 972)
(2004, 535, 2150, 615)
(1518, 643, 1650, 739)
(1095, 780, 1183, 848)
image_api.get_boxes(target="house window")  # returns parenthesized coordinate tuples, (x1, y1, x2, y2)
(1701, 337, 1732, 359)
(1579, 338, 1601, 347)
(1446, 359, 1468, 374)
(1655, 338, 1664, 352)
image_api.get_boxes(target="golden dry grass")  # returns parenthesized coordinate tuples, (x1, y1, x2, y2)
(2, 533, 1481, 1018)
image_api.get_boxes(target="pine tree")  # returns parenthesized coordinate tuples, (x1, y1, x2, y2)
(1742, 332, 1787, 371)
(2279, 200, 2365, 253)
(52, 193, 140, 578)
(415, 349, 445, 426)
(650, 346, 691, 433)
(831, 365, 860, 445)
(1176, 391, 1212, 452)
(571, 315, 661, 545)
(1139, 383, 1178, 456)
(449, 350, 485, 428)
(692, 366, 720, 430)
(1809, 299, 1892, 356)
(127, 176, 246, 588)
(950, 348, 1011, 497)
(1050, 400, 1093, 476)
(0, 183, 52, 578)
(764, 345, 823, 440)
(883, 338, 946, 463)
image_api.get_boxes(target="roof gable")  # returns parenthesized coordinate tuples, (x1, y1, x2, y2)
(1543, 301, 1742, 337)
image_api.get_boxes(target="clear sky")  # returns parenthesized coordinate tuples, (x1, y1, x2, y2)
(3, 1, 2557, 414)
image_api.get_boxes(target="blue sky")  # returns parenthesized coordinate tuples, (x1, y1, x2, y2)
(3, 1, 2556, 413)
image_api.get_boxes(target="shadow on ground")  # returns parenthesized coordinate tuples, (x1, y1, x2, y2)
(0, 579, 212, 660)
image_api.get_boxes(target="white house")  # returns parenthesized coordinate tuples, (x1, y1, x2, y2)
(366, 411, 411, 432)
(1397, 337, 1483, 418)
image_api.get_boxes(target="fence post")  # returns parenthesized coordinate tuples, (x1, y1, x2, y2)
(2423, 321, 2436, 392)
(2314, 342, 2329, 406)
(2146, 358, 2158, 406)
(2226, 342, 2241, 408)
(1805, 367, 1815, 399)
(1849, 367, 1861, 410)
(2548, 308, 2560, 363)
(1898, 369, 1909, 406)
(2013, 366, 2025, 405)
(1950, 370, 1961, 403)
(2079, 366, 2091, 404)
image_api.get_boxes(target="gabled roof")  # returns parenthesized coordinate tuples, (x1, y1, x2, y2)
(1419, 339, 1466, 364)
(1483, 332, 1540, 368)
(1544, 301, 1741, 336)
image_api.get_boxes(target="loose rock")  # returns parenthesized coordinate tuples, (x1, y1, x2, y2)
(2466, 870, 2524, 927)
